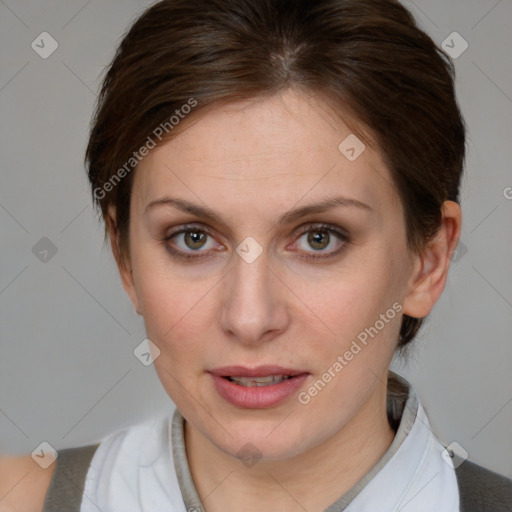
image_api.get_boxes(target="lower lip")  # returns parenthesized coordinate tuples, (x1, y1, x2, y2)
(210, 373, 310, 409)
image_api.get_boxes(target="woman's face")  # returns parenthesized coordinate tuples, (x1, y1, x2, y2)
(119, 89, 420, 460)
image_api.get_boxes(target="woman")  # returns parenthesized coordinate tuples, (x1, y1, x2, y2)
(1, 0, 511, 511)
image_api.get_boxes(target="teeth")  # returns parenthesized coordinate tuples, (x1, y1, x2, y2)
(227, 375, 292, 387)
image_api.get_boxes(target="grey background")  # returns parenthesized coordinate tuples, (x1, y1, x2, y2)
(0, 0, 511, 479)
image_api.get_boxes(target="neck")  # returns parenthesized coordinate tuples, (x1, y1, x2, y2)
(184, 377, 396, 512)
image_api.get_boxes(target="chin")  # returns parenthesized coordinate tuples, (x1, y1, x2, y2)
(210, 420, 314, 463)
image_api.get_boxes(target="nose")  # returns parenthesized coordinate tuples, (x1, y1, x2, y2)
(218, 247, 291, 346)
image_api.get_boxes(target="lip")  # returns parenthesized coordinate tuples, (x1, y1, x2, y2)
(209, 365, 307, 378)
(209, 366, 310, 409)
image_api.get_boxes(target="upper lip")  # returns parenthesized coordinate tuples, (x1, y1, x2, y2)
(209, 365, 308, 378)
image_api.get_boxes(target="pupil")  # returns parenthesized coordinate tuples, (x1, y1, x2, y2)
(308, 230, 329, 250)
(185, 231, 205, 249)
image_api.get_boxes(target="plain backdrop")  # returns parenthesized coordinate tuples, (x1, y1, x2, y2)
(0, 0, 511, 479)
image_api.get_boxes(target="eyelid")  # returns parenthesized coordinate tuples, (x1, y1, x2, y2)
(164, 223, 216, 243)
(293, 222, 349, 239)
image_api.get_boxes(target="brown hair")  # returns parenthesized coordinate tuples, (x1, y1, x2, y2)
(85, 0, 465, 350)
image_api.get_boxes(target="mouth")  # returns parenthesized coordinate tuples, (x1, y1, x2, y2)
(208, 365, 310, 408)
(223, 374, 296, 387)
(210, 365, 307, 382)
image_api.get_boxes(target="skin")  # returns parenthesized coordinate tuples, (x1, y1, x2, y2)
(109, 88, 461, 511)
(0, 454, 54, 512)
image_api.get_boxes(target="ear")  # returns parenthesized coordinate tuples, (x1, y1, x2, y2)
(106, 205, 142, 315)
(402, 200, 462, 319)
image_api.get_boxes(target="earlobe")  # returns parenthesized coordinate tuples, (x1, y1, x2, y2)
(106, 205, 142, 316)
(402, 201, 462, 319)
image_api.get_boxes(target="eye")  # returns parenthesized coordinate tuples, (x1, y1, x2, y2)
(163, 225, 223, 260)
(179, 230, 209, 250)
(162, 223, 349, 262)
(292, 224, 349, 259)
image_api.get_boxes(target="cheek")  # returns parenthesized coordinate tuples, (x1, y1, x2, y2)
(293, 270, 403, 381)
(139, 276, 209, 343)
(138, 275, 211, 404)
(294, 264, 399, 335)
(297, 280, 401, 421)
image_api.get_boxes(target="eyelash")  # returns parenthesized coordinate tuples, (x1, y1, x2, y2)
(162, 223, 351, 262)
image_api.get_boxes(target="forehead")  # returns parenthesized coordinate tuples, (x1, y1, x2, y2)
(132, 90, 400, 218)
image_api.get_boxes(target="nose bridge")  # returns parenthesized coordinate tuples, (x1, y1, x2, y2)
(219, 245, 289, 344)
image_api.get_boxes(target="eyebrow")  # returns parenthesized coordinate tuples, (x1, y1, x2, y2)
(144, 195, 373, 225)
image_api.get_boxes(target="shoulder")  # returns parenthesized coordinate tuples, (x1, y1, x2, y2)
(0, 413, 176, 512)
(455, 460, 512, 512)
(82, 413, 180, 509)
(0, 454, 55, 512)
(85, 413, 174, 481)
